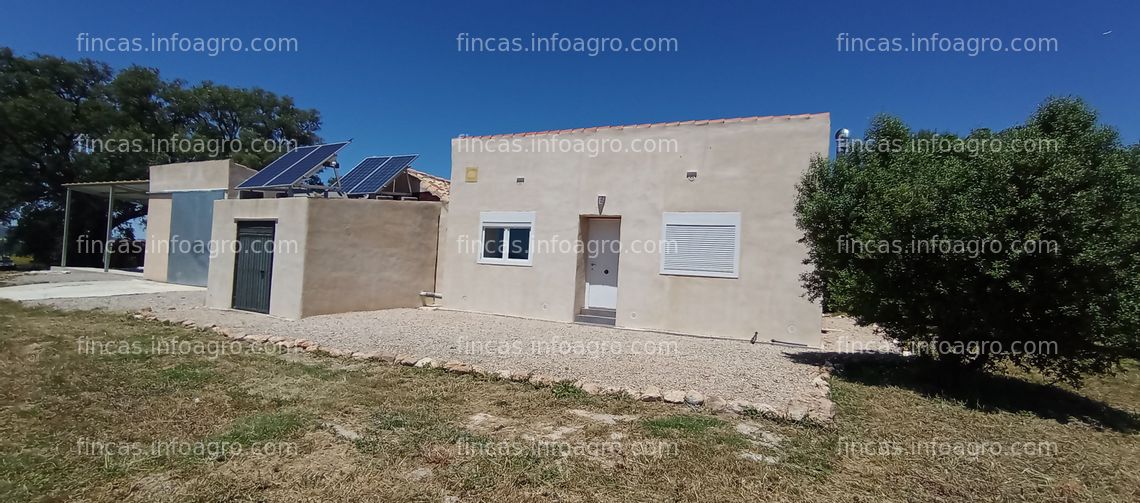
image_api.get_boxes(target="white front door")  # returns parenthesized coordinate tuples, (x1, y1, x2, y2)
(585, 219, 620, 309)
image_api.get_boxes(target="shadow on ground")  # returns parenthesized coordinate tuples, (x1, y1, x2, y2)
(788, 351, 1140, 434)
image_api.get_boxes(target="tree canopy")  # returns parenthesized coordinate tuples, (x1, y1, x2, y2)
(795, 97, 1140, 384)
(0, 47, 321, 264)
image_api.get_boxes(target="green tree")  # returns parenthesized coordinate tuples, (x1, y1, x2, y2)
(795, 97, 1140, 384)
(0, 48, 321, 264)
(166, 82, 320, 168)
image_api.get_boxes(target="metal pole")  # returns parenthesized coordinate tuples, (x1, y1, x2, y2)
(61, 188, 72, 267)
(103, 185, 114, 272)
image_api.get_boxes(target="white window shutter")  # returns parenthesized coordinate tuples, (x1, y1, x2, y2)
(660, 212, 741, 278)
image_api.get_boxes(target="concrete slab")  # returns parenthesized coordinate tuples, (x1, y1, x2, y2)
(4, 270, 136, 286)
(53, 266, 144, 278)
(0, 279, 203, 301)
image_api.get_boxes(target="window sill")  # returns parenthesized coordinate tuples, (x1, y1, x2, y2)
(477, 258, 533, 267)
(660, 270, 738, 279)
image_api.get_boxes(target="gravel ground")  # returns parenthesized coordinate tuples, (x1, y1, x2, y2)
(30, 290, 827, 411)
(821, 314, 898, 353)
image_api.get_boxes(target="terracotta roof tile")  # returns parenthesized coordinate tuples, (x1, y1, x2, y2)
(406, 168, 450, 202)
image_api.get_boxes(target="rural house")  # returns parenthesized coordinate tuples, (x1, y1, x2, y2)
(437, 113, 829, 346)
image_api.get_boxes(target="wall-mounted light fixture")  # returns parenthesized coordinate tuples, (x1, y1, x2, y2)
(516, 176, 525, 184)
(686, 170, 699, 181)
(597, 194, 607, 214)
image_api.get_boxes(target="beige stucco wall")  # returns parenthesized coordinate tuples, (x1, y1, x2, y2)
(144, 159, 257, 283)
(143, 194, 171, 282)
(434, 204, 449, 294)
(439, 114, 829, 346)
(299, 199, 442, 317)
(226, 163, 257, 198)
(149, 159, 253, 194)
(205, 198, 310, 319)
(205, 197, 442, 320)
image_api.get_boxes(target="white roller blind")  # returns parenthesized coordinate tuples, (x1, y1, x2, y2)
(660, 212, 741, 278)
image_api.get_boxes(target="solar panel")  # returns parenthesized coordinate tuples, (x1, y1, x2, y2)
(236, 141, 351, 190)
(336, 156, 391, 194)
(345, 155, 419, 195)
(264, 142, 350, 187)
(236, 146, 318, 189)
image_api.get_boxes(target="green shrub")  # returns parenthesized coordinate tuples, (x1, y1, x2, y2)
(795, 97, 1140, 384)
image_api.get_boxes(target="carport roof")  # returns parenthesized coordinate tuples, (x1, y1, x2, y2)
(62, 179, 150, 201)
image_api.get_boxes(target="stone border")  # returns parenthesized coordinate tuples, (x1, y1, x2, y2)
(131, 309, 836, 424)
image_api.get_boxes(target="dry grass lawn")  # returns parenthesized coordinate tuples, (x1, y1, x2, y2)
(0, 300, 1137, 502)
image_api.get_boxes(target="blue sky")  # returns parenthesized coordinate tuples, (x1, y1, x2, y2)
(2, 0, 1137, 179)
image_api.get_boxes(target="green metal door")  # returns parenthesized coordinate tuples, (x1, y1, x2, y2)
(232, 221, 276, 314)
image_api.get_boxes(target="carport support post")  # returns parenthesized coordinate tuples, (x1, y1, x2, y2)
(60, 188, 72, 267)
(103, 185, 114, 272)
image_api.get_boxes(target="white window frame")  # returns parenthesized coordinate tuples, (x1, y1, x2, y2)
(477, 211, 536, 266)
(659, 212, 741, 279)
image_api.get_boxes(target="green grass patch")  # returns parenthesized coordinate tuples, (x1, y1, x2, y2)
(552, 381, 586, 399)
(370, 409, 419, 430)
(158, 361, 215, 385)
(213, 412, 307, 445)
(291, 361, 350, 380)
(642, 414, 725, 437)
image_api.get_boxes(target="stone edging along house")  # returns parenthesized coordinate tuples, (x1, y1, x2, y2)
(121, 112, 828, 347)
(438, 113, 829, 347)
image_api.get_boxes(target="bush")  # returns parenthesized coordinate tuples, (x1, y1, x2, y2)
(795, 97, 1140, 384)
